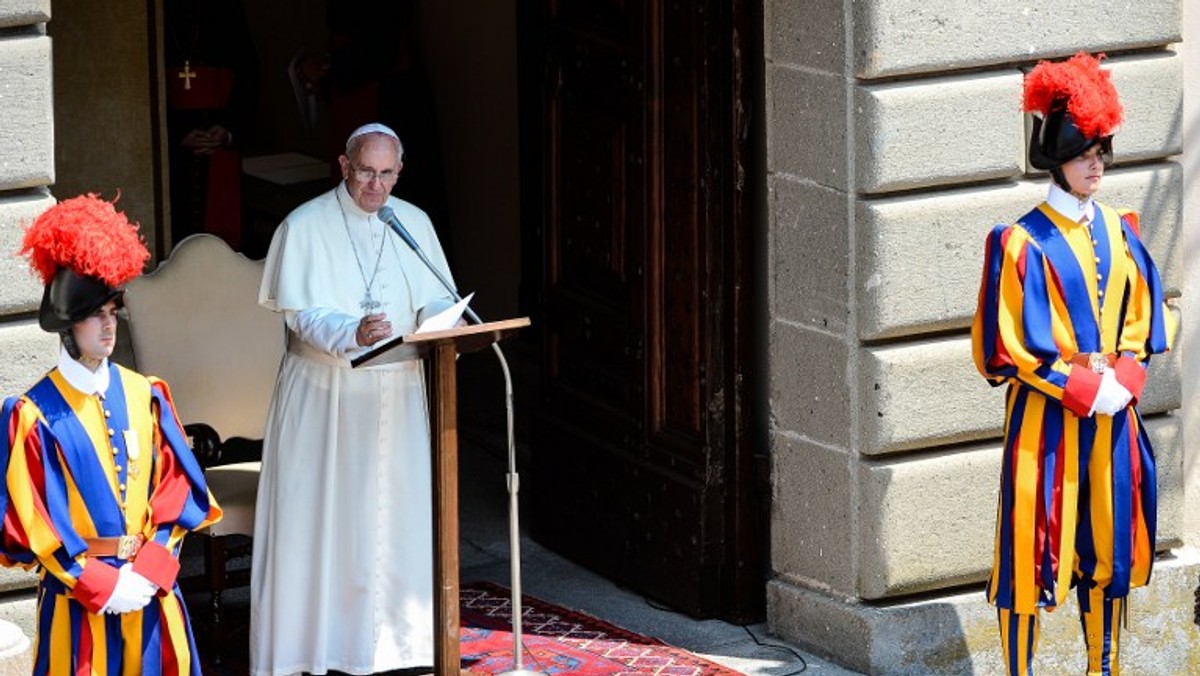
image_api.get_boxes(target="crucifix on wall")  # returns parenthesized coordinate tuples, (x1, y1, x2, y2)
(178, 60, 197, 90)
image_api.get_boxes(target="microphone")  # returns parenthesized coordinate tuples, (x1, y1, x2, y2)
(376, 205, 421, 252)
(376, 205, 482, 325)
(377, 207, 542, 675)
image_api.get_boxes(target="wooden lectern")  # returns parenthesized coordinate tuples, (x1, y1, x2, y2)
(352, 317, 530, 675)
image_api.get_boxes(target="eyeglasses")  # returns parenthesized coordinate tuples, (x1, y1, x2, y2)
(349, 163, 400, 184)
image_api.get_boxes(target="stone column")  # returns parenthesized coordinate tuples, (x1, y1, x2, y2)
(0, 0, 65, 666)
(765, 0, 1198, 673)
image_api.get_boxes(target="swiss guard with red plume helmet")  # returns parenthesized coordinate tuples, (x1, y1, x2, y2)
(972, 51, 1176, 676)
(1, 192, 221, 674)
(1023, 52, 1123, 183)
(19, 193, 150, 353)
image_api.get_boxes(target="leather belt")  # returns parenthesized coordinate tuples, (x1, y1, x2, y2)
(84, 534, 145, 560)
(1069, 352, 1116, 374)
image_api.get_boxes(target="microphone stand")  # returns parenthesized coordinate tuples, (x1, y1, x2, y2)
(393, 230, 545, 676)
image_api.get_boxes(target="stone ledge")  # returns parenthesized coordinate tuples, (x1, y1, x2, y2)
(850, 0, 1180, 79)
(0, 568, 35, 596)
(0, 321, 58, 397)
(855, 164, 1182, 341)
(851, 52, 1182, 197)
(0, 1, 49, 30)
(0, 620, 30, 676)
(854, 415, 1182, 599)
(767, 66, 848, 190)
(768, 547, 1200, 675)
(0, 595, 33, 667)
(854, 70, 1023, 194)
(1074, 51, 1183, 166)
(0, 192, 56, 314)
(858, 335, 1180, 455)
(0, 36, 54, 191)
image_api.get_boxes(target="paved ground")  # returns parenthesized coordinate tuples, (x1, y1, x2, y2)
(183, 435, 863, 674)
(457, 439, 862, 676)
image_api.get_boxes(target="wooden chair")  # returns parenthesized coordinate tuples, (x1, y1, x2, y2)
(123, 234, 284, 652)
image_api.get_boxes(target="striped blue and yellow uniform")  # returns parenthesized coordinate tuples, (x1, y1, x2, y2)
(972, 201, 1173, 675)
(0, 363, 220, 675)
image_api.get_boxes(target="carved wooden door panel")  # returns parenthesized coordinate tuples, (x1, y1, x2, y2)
(527, 0, 761, 620)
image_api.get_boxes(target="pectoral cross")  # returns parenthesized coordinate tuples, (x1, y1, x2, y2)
(178, 60, 197, 90)
(360, 294, 382, 313)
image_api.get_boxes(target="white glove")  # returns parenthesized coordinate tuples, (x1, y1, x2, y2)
(99, 563, 158, 615)
(1090, 368, 1132, 417)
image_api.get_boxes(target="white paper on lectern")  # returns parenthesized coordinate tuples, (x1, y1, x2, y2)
(415, 292, 474, 333)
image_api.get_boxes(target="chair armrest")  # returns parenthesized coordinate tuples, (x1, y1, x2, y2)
(219, 437, 263, 465)
(185, 423, 224, 469)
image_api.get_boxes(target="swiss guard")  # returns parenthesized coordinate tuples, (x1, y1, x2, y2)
(0, 194, 221, 675)
(971, 53, 1175, 676)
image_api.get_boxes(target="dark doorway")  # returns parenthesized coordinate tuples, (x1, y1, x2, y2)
(149, 0, 522, 327)
(139, 0, 765, 625)
(522, 1, 765, 622)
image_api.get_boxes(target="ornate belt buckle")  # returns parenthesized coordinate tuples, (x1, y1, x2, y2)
(1088, 353, 1108, 374)
(117, 535, 140, 560)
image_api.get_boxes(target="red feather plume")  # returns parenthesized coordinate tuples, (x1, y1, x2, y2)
(19, 193, 150, 286)
(1022, 52, 1123, 139)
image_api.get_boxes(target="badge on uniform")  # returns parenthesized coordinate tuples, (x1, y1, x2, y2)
(123, 430, 141, 480)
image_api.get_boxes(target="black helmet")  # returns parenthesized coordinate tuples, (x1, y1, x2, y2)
(19, 193, 148, 334)
(38, 267, 125, 332)
(1028, 107, 1113, 171)
(1022, 53, 1122, 172)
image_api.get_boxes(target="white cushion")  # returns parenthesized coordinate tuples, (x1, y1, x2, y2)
(202, 461, 260, 537)
(125, 234, 285, 440)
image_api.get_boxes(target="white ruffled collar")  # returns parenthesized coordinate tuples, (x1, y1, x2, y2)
(57, 347, 110, 396)
(1046, 182, 1095, 223)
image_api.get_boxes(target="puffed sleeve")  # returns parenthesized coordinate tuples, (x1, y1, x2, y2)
(1109, 210, 1175, 403)
(131, 378, 222, 590)
(970, 223, 1103, 417)
(1114, 211, 1175, 359)
(0, 396, 121, 613)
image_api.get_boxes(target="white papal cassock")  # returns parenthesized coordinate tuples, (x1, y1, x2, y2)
(250, 183, 455, 676)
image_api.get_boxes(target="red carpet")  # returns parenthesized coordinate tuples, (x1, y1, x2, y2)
(460, 581, 741, 675)
(196, 581, 740, 674)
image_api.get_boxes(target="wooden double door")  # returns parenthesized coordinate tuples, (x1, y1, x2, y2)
(523, 0, 764, 621)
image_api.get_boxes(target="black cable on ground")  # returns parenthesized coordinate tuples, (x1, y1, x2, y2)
(739, 623, 808, 674)
(636, 592, 809, 675)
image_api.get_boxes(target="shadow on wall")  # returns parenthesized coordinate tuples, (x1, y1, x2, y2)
(1134, 95, 1182, 294)
(878, 599, 977, 674)
(1194, 574, 1200, 627)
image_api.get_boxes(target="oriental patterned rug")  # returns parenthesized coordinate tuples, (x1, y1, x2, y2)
(460, 581, 740, 675)
(197, 581, 740, 675)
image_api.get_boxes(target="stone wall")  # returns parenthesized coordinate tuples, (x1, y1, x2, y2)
(765, 0, 1199, 673)
(0, 2, 54, 665)
(1182, 0, 1200, 560)
(0, 13, 60, 375)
